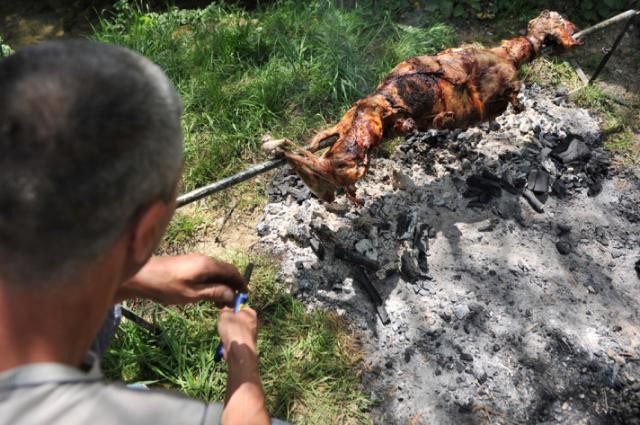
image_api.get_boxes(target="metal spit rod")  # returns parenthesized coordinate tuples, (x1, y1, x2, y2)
(573, 9, 638, 39)
(176, 136, 336, 207)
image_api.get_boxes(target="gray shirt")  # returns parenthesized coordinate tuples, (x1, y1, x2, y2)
(0, 360, 223, 425)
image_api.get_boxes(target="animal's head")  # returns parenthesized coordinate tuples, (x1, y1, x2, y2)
(263, 99, 386, 204)
(261, 137, 367, 204)
(289, 155, 340, 203)
(289, 153, 369, 204)
(527, 10, 583, 51)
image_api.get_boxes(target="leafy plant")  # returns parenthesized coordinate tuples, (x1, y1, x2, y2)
(0, 35, 13, 57)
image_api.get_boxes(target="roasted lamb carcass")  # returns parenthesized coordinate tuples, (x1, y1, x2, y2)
(263, 10, 583, 204)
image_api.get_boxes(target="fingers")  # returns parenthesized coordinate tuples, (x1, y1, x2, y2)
(218, 307, 259, 354)
(199, 284, 235, 306)
(188, 254, 247, 292)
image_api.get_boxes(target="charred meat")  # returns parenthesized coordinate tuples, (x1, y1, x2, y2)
(263, 11, 583, 203)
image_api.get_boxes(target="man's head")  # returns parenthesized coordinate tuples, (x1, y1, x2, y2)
(0, 40, 184, 288)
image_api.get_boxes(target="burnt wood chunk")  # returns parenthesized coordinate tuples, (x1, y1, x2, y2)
(466, 175, 503, 198)
(309, 237, 325, 260)
(526, 169, 550, 193)
(523, 188, 545, 213)
(551, 138, 591, 164)
(352, 266, 390, 325)
(334, 244, 380, 271)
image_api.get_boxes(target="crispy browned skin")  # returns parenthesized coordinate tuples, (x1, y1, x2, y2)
(266, 11, 582, 203)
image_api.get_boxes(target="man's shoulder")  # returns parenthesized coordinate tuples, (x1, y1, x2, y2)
(0, 363, 222, 425)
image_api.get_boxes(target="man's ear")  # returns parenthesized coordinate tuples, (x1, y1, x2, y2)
(125, 200, 175, 275)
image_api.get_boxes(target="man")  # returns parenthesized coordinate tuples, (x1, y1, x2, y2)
(0, 40, 271, 424)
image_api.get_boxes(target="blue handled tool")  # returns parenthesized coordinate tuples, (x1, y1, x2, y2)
(214, 263, 253, 362)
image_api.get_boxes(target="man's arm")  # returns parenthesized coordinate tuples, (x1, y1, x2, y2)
(218, 307, 270, 425)
(115, 254, 247, 306)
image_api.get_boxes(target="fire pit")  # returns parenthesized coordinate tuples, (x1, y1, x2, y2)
(256, 85, 640, 424)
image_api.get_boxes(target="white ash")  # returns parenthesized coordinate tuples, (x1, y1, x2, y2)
(257, 85, 640, 424)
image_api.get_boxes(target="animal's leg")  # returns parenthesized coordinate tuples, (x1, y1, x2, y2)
(261, 137, 317, 159)
(392, 117, 416, 135)
(277, 150, 338, 203)
(510, 91, 524, 113)
(307, 126, 340, 152)
(432, 111, 456, 129)
(342, 184, 362, 207)
(505, 75, 524, 114)
(470, 84, 487, 121)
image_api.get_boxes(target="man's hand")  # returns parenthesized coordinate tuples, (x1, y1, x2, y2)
(218, 307, 258, 358)
(218, 307, 270, 425)
(115, 254, 247, 307)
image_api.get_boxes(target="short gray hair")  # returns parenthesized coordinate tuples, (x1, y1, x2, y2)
(0, 40, 183, 286)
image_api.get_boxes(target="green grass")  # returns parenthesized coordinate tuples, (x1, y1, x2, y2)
(571, 84, 640, 163)
(162, 210, 207, 250)
(519, 57, 582, 88)
(104, 253, 372, 424)
(93, 0, 456, 192)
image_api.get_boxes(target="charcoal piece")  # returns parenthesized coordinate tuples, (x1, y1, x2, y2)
(523, 188, 544, 213)
(500, 170, 519, 195)
(586, 149, 611, 177)
(412, 223, 429, 252)
(334, 244, 380, 271)
(526, 169, 549, 193)
(377, 221, 391, 231)
(352, 267, 390, 325)
(309, 237, 325, 260)
(556, 240, 572, 255)
(551, 138, 591, 164)
(467, 198, 490, 209)
(463, 189, 481, 198)
(588, 179, 603, 197)
(635, 259, 640, 280)
(375, 262, 398, 280)
(310, 223, 336, 243)
(481, 169, 501, 183)
(551, 179, 569, 199)
(400, 250, 431, 281)
(557, 223, 571, 235)
(400, 251, 420, 282)
(466, 175, 502, 198)
(396, 211, 417, 240)
(539, 147, 552, 162)
(413, 224, 430, 274)
(460, 352, 474, 362)
(513, 175, 528, 190)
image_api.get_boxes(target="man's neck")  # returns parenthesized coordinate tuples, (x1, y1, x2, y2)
(0, 268, 122, 372)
